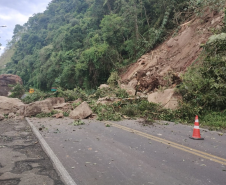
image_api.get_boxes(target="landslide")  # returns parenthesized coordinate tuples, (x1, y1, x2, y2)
(120, 10, 225, 95)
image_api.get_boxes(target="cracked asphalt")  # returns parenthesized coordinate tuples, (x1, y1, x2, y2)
(0, 119, 65, 185)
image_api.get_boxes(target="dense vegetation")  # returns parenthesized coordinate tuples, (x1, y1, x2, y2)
(2, 0, 193, 90)
(1, 0, 226, 129)
(177, 7, 226, 128)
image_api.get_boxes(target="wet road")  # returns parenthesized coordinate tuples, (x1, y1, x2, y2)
(29, 118, 226, 185)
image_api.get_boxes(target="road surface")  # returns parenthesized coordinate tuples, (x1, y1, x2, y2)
(0, 119, 64, 185)
(29, 117, 226, 185)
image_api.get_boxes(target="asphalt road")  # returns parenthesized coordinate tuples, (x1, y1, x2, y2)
(0, 119, 64, 185)
(29, 117, 226, 185)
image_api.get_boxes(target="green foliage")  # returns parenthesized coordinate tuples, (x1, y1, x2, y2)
(115, 88, 128, 98)
(90, 102, 122, 121)
(36, 110, 58, 118)
(204, 33, 226, 55)
(73, 120, 85, 126)
(22, 89, 55, 104)
(202, 111, 226, 129)
(107, 72, 119, 87)
(63, 111, 70, 117)
(188, 0, 225, 16)
(91, 87, 128, 99)
(3, 0, 190, 91)
(0, 44, 15, 74)
(57, 87, 88, 102)
(9, 84, 25, 98)
(177, 31, 226, 124)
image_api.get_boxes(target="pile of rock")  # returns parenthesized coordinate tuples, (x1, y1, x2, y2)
(0, 96, 93, 121)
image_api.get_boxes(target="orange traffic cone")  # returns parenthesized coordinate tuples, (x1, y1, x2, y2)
(189, 115, 204, 140)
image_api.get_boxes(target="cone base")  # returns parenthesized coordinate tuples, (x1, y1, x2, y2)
(189, 136, 204, 140)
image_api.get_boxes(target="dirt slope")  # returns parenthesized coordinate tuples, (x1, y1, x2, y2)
(120, 11, 225, 95)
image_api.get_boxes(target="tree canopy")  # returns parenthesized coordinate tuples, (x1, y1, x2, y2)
(4, 0, 190, 90)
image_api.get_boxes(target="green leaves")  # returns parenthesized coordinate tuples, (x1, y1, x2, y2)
(4, 0, 189, 91)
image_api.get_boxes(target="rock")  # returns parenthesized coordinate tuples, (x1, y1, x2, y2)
(15, 116, 24, 120)
(69, 102, 93, 119)
(8, 113, 16, 119)
(0, 96, 25, 114)
(0, 74, 23, 96)
(166, 38, 178, 48)
(128, 78, 138, 89)
(136, 92, 147, 98)
(99, 84, 110, 89)
(73, 98, 83, 104)
(56, 113, 64, 118)
(17, 105, 27, 116)
(120, 84, 136, 96)
(159, 66, 173, 77)
(53, 103, 72, 112)
(0, 114, 4, 121)
(24, 98, 65, 117)
(53, 113, 64, 119)
(53, 109, 63, 113)
(148, 88, 181, 110)
(211, 16, 221, 25)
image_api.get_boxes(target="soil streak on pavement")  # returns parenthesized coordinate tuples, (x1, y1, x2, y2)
(0, 119, 65, 185)
(29, 117, 226, 185)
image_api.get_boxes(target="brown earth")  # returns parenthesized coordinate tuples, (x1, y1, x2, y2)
(120, 10, 225, 96)
(0, 74, 23, 96)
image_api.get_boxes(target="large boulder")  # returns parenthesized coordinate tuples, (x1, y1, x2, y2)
(23, 98, 65, 117)
(0, 96, 25, 114)
(120, 84, 136, 96)
(53, 103, 72, 112)
(148, 88, 181, 110)
(0, 74, 23, 96)
(69, 102, 93, 119)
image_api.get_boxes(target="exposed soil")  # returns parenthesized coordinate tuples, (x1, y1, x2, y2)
(120, 10, 225, 94)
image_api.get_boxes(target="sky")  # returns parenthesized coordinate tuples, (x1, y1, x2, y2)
(0, 0, 52, 55)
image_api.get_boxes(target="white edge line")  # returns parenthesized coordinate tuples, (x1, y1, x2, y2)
(26, 117, 77, 185)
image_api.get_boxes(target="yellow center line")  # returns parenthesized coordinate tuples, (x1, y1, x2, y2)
(104, 121, 226, 166)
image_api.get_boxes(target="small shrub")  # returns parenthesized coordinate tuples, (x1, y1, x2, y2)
(9, 84, 25, 98)
(120, 104, 137, 117)
(73, 120, 85, 126)
(90, 102, 122, 121)
(57, 87, 88, 102)
(115, 88, 128, 98)
(36, 110, 58, 118)
(23, 89, 54, 104)
(107, 72, 119, 87)
(63, 111, 70, 117)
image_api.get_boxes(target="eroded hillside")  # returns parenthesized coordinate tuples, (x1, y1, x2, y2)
(120, 10, 225, 96)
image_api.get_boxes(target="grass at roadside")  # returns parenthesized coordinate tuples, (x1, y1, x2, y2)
(201, 111, 226, 131)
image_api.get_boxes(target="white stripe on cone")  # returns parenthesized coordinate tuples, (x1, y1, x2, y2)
(194, 126, 199, 129)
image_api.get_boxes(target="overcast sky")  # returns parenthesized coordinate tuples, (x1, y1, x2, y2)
(0, 0, 52, 55)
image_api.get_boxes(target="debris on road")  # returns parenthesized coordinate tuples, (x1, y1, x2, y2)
(69, 101, 93, 119)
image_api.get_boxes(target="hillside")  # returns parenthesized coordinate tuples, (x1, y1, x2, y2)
(0, 45, 15, 72)
(0, 0, 226, 127)
(1, 0, 196, 90)
(120, 9, 225, 94)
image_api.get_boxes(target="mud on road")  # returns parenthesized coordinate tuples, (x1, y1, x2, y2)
(0, 119, 64, 185)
